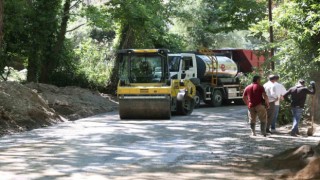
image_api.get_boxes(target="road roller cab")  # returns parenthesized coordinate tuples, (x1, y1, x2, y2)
(117, 49, 196, 119)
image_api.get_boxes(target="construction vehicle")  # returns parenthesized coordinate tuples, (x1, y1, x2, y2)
(212, 48, 265, 74)
(168, 49, 265, 108)
(117, 49, 196, 119)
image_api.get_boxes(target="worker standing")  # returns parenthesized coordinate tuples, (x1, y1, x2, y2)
(243, 75, 270, 137)
(263, 75, 278, 134)
(271, 75, 287, 133)
(283, 80, 316, 137)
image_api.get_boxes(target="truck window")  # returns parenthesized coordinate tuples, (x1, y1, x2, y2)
(169, 56, 181, 72)
(182, 57, 193, 70)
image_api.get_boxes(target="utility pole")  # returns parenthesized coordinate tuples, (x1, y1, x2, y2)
(268, 0, 275, 70)
(0, 0, 3, 49)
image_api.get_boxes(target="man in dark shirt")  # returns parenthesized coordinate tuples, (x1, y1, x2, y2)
(283, 79, 316, 136)
(243, 75, 270, 136)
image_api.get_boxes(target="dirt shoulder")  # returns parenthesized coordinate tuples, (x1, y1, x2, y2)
(0, 82, 118, 136)
(250, 124, 320, 180)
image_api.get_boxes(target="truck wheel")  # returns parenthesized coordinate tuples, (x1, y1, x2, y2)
(194, 90, 201, 108)
(177, 97, 195, 115)
(210, 90, 223, 107)
(223, 99, 232, 105)
(234, 99, 245, 105)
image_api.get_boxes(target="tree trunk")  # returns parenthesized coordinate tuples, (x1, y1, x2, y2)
(53, 0, 71, 58)
(39, 0, 71, 83)
(27, 52, 39, 82)
(106, 25, 135, 94)
(0, 0, 3, 49)
(313, 72, 320, 123)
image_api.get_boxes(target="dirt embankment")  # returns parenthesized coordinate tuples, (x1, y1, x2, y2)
(0, 82, 118, 136)
(258, 143, 320, 180)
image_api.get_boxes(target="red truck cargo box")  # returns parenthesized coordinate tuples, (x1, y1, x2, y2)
(213, 49, 266, 73)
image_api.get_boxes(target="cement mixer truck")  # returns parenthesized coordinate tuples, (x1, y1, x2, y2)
(168, 49, 243, 107)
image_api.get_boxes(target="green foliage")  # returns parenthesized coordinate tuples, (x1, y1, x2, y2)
(48, 39, 105, 90)
(278, 101, 293, 126)
(0, 0, 273, 91)
(84, 5, 113, 29)
(1, 0, 30, 79)
(103, 0, 185, 49)
(239, 69, 259, 87)
(74, 39, 114, 87)
(251, 1, 320, 82)
(173, 0, 266, 49)
(90, 29, 115, 43)
(203, 0, 266, 33)
(250, 0, 320, 125)
(2, 0, 65, 82)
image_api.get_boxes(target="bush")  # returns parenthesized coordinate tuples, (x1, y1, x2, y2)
(46, 38, 114, 92)
(74, 39, 114, 89)
(278, 101, 293, 126)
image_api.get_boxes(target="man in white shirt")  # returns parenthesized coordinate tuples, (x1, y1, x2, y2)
(271, 75, 287, 132)
(263, 75, 278, 134)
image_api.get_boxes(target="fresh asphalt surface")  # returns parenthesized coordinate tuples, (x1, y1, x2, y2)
(0, 105, 319, 180)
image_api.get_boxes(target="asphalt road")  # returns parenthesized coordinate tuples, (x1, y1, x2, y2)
(0, 105, 319, 180)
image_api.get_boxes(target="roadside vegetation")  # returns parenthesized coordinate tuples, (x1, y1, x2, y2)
(0, 0, 319, 124)
(1, 0, 320, 178)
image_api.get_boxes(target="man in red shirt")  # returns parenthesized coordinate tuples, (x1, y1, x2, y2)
(243, 75, 270, 136)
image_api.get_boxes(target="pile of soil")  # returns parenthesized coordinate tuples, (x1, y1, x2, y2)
(26, 83, 118, 120)
(0, 82, 118, 136)
(258, 143, 320, 179)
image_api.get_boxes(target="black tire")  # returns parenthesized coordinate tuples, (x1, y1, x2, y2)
(194, 90, 201, 108)
(209, 90, 223, 107)
(223, 99, 232, 105)
(177, 97, 195, 115)
(234, 99, 245, 105)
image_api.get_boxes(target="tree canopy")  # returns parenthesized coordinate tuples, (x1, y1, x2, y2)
(250, 0, 320, 83)
(0, 0, 319, 95)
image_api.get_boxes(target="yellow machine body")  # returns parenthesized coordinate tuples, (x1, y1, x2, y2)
(116, 49, 195, 119)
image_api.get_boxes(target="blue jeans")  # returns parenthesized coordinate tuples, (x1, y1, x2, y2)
(291, 107, 303, 135)
(271, 105, 280, 130)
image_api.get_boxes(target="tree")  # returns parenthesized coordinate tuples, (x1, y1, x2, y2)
(39, 0, 72, 83)
(104, 0, 177, 49)
(174, 0, 266, 49)
(102, 0, 185, 92)
(26, 1, 62, 82)
(1, 0, 32, 81)
(0, 0, 3, 48)
(250, 0, 320, 122)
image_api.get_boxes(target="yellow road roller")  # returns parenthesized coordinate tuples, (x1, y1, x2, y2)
(117, 49, 196, 119)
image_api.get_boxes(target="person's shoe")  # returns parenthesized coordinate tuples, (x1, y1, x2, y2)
(271, 129, 277, 134)
(266, 129, 273, 134)
(291, 133, 297, 137)
(261, 122, 267, 136)
(250, 123, 256, 136)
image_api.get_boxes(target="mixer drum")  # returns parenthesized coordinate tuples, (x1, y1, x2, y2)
(196, 55, 238, 79)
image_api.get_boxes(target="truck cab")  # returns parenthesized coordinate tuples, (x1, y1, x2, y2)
(169, 53, 197, 80)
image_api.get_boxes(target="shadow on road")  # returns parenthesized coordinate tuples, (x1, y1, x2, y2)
(0, 106, 318, 179)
